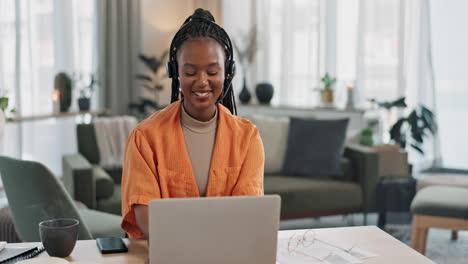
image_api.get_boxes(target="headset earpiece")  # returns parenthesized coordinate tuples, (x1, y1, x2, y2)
(166, 60, 178, 78)
(225, 60, 236, 80)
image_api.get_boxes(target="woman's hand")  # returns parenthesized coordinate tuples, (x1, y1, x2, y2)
(134, 204, 149, 239)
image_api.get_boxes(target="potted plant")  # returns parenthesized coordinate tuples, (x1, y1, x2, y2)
(390, 105, 437, 154)
(319, 73, 336, 105)
(233, 25, 258, 104)
(369, 96, 437, 155)
(75, 73, 99, 112)
(130, 52, 168, 119)
(0, 94, 16, 138)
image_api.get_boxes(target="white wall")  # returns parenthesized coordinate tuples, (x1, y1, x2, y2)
(140, 0, 221, 106)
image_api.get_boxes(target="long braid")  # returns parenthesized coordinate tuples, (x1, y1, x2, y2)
(168, 8, 237, 115)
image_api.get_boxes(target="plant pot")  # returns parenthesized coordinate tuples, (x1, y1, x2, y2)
(320, 89, 334, 105)
(238, 78, 251, 104)
(78, 97, 91, 112)
(255, 82, 274, 104)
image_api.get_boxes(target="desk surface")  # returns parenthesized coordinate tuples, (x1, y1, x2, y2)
(9, 226, 434, 264)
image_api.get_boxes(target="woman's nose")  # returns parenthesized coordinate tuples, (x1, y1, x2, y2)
(196, 72, 209, 87)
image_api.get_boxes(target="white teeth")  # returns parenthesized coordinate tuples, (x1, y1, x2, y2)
(194, 92, 210, 97)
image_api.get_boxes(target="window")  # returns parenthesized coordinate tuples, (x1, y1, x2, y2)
(0, 0, 96, 175)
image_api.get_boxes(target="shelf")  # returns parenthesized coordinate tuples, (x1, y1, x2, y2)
(7, 110, 110, 123)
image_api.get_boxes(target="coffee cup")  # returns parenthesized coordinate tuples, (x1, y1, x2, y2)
(39, 218, 79, 258)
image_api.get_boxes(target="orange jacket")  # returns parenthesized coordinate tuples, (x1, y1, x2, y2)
(121, 100, 265, 238)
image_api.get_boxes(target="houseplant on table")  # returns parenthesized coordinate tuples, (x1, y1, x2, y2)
(0, 94, 16, 138)
(75, 73, 99, 112)
(318, 73, 336, 106)
(369, 96, 437, 155)
(389, 105, 437, 155)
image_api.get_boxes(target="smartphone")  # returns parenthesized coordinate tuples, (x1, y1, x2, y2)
(96, 237, 128, 254)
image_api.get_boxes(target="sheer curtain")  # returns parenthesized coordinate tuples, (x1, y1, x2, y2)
(0, 0, 96, 175)
(255, 0, 325, 107)
(350, 0, 439, 169)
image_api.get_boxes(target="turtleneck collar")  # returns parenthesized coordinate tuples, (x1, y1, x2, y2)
(181, 104, 218, 134)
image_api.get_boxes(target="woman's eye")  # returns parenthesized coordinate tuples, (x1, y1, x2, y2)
(208, 72, 218, 76)
(185, 72, 196, 76)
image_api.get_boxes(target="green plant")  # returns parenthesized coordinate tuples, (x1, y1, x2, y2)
(359, 127, 374, 146)
(129, 52, 169, 118)
(0, 93, 16, 118)
(369, 96, 407, 110)
(320, 73, 336, 91)
(389, 105, 437, 154)
(135, 52, 169, 103)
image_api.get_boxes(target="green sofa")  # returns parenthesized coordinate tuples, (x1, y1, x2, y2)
(245, 114, 380, 220)
(63, 124, 122, 215)
(264, 145, 379, 219)
(64, 118, 379, 221)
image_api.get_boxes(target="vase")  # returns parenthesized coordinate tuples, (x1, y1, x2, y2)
(78, 97, 91, 111)
(54, 73, 72, 112)
(238, 77, 252, 104)
(255, 82, 274, 104)
(345, 87, 355, 110)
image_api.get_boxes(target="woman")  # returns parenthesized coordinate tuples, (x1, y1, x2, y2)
(121, 8, 264, 239)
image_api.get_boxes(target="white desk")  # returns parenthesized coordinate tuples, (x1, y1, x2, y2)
(9, 226, 434, 263)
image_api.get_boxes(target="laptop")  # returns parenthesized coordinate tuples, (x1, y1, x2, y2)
(149, 195, 281, 264)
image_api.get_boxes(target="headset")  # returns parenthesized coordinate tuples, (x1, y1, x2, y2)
(166, 16, 236, 104)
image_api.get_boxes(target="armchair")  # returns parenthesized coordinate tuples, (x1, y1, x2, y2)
(63, 123, 122, 215)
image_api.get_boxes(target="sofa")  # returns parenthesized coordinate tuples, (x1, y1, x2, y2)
(63, 123, 122, 215)
(63, 114, 380, 221)
(245, 114, 380, 220)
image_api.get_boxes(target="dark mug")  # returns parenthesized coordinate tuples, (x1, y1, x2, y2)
(39, 218, 80, 257)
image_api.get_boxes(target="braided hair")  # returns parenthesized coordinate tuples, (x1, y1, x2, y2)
(167, 8, 237, 115)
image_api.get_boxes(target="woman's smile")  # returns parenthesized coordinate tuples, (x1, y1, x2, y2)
(192, 90, 213, 98)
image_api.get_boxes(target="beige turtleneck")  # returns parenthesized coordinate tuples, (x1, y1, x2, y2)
(180, 104, 218, 196)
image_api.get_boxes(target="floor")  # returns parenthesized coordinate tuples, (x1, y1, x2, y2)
(280, 212, 468, 264)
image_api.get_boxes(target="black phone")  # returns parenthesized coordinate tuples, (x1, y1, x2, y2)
(96, 237, 128, 254)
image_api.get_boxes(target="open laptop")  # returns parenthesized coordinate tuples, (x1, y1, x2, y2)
(149, 195, 281, 264)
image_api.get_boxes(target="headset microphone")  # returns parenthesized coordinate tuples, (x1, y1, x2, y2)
(216, 79, 233, 105)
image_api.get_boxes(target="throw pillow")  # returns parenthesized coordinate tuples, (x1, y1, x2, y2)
(243, 114, 290, 174)
(282, 118, 349, 178)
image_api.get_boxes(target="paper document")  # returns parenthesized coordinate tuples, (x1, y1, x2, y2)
(276, 230, 378, 264)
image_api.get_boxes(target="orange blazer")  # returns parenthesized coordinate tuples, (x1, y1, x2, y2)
(121, 100, 265, 238)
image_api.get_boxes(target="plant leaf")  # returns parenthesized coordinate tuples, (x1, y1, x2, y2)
(159, 50, 169, 63)
(0, 97, 8, 111)
(390, 118, 406, 145)
(143, 84, 155, 91)
(136, 74, 152, 82)
(390, 97, 407, 108)
(155, 84, 164, 91)
(421, 105, 437, 134)
(410, 143, 424, 155)
(138, 54, 160, 73)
